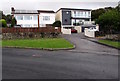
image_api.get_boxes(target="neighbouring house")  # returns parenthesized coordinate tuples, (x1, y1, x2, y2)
(55, 8, 98, 34)
(55, 8, 91, 28)
(11, 7, 55, 27)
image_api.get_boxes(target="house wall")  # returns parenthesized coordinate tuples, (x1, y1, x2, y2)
(62, 10, 71, 25)
(39, 13, 55, 27)
(14, 14, 38, 27)
(14, 13, 55, 27)
(55, 10, 62, 22)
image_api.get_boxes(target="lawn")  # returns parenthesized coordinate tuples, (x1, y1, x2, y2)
(98, 40, 120, 48)
(2, 38, 74, 49)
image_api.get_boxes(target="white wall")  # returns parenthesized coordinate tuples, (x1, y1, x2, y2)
(84, 28, 95, 37)
(61, 28, 71, 34)
(74, 26, 82, 33)
(39, 13, 55, 27)
(55, 10, 62, 22)
(14, 14, 38, 27)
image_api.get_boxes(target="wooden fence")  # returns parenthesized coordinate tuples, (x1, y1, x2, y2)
(1, 27, 61, 33)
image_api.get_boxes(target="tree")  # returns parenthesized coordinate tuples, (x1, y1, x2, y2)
(6, 14, 12, 24)
(96, 10, 120, 34)
(52, 21, 61, 27)
(11, 17, 17, 27)
(91, 7, 114, 21)
(0, 19, 7, 27)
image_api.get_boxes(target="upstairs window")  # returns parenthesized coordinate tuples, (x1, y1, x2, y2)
(24, 16, 32, 20)
(33, 16, 38, 20)
(43, 16, 50, 21)
(17, 16, 23, 20)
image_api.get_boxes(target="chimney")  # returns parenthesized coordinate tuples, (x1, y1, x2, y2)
(11, 7, 15, 11)
(11, 7, 15, 18)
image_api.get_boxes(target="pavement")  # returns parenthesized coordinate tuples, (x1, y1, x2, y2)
(2, 33, 119, 79)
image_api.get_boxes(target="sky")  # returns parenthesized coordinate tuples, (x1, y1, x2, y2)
(0, 0, 119, 15)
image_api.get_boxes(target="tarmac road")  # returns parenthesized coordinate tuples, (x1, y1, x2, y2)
(2, 34, 119, 79)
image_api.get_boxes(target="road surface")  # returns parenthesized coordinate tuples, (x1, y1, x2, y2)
(2, 34, 119, 79)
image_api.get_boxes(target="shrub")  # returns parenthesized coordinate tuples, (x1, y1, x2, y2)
(52, 21, 61, 27)
(0, 19, 7, 27)
(11, 17, 17, 27)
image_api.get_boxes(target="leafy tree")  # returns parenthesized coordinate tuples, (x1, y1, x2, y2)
(0, 19, 7, 27)
(52, 21, 61, 27)
(91, 7, 114, 21)
(6, 14, 12, 24)
(11, 17, 17, 27)
(96, 10, 120, 34)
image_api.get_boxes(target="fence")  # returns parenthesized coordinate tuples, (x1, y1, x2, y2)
(2, 27, 61, 33)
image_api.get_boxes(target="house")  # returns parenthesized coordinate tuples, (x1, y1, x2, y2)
(11, 7, 55, 27)
(55, 8, 99, 34)
(55, 8, 91, 28)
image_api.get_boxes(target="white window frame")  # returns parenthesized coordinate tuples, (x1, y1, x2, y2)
(43, 16, 50, 21)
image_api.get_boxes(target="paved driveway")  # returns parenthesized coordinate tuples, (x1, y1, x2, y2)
(2, 34, 119, 79)
(62, 33, 118, 55)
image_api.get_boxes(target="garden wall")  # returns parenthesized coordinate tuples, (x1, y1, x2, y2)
(2, 27, 61, 39)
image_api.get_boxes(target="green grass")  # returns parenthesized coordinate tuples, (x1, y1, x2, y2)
(98, 40, 120, 48)
(2, 38, 74, 49)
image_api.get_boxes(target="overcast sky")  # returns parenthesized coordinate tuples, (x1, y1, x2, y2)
(0, 0, 119, 15)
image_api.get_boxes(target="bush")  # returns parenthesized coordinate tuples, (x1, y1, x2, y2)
(52, 21, 61, 27)
(11, 17, 17, 27)
(0, 19, 7, 27)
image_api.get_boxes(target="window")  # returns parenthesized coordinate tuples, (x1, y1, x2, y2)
(43, 16, 50, 21)
(66, 12, 69, 14)
(80, 12, 83, 16)
(17, 16, 23, 20)
(74, 11, 76, 17)
(77, 11, 80, 16)
(33, 16, 38, 20)
(34, 24, 38, 27)
(24, 16, 31, 20)
(24, 24, 31, 27)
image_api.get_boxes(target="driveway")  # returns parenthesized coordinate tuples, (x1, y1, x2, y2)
(62, 33, 118, 55)
(2, 34, 119, 79)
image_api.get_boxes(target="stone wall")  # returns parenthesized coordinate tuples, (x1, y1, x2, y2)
(2, 32, 61, 40)
(105, 34, 120, 41)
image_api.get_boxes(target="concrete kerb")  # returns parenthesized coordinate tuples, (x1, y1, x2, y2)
(86, 37, 120, 50)
(3, 45, 76, 51)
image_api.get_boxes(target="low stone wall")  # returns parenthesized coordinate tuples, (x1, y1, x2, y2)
(2, 32, 61, 40)
(105, 34, 120, 41)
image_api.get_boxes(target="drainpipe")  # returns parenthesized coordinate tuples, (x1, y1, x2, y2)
(38, 14, 40, 28)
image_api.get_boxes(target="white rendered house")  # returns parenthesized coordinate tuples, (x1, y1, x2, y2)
(11, 7, 55, 27)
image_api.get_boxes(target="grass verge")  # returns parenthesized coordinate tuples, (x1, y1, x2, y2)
(2, 38, 74, 49)
(98, 39, 120, 49)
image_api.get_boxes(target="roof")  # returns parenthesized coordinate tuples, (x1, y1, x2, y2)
(11, 10, 39, 14)
(37, 10, 55, 13)
(56, 8, 92, 13)
(11, 7, 55, 14)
